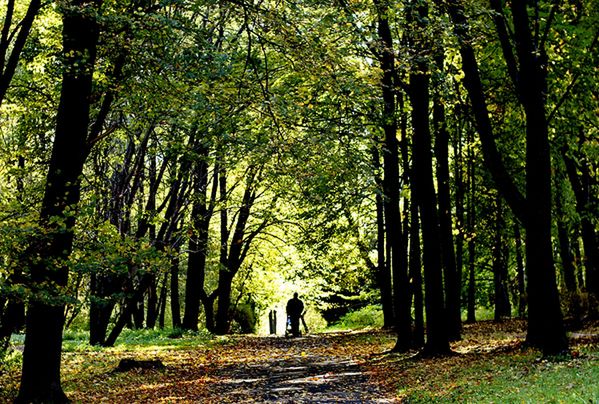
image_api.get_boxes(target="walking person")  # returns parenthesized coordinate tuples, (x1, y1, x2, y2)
(286, 293, 304, 337)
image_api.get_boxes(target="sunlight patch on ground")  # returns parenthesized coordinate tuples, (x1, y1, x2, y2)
(221, 377, 263, 384)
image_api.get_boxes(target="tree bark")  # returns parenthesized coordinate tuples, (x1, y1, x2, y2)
(466, 138, 476, 324)
(492, 199, 511, 321)
(182, 144, 216, 331)
(511, 0, 567, 354)
(514, 223, 526, 319)
(373, 0, 412, 352)
(433, 64, 461, 341)
(409, 197, 424, 347)
(372, 146, 394, 328)
(407, 0, 450, 356)
(16, 0, 100, 400)
(170, 253, 182, 329)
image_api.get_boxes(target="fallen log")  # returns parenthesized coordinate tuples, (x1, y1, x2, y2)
(115, 358, 166, 372)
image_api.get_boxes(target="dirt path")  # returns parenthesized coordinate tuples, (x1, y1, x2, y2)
(70, 331, 398, 403)
(199, 334, 396, 403)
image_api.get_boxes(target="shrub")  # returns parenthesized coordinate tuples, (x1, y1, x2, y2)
(331, 304, 384, 330)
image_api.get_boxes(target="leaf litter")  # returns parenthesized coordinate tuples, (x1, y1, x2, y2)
(2, 320, 598, 402)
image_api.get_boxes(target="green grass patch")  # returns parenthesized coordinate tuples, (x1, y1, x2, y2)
(327, 304, 384, 331)
(60, 327, 215, 352)
(394, 345, 599, 403)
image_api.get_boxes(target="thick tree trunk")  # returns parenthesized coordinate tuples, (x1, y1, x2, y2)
(16, 0, 100, 400)
(215, 271, 234, 335)
(511, 1, 567, 354)
(410, 65, 450, 356)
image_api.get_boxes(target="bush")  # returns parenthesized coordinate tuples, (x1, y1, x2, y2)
(330, 304, 384, 330)
(231, 303, 257, 334)
(0, 345, 22, 375)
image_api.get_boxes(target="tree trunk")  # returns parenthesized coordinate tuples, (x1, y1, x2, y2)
(492, 199, 511, 321)
(453, 110, 465, 334)
(374, 0, 411, 352)
(213, 166, 261, 335)
(563, 143, 599, 299)
(514, 223, 526, 319)
(0, 0, 41, 107)
(443, 0, 567, 354)
(132, 298, 144, 329)
(89, 274, 120, 345)
(146, 275, 158, 329)
(170, 253, 181, 329)
(433, 65, 461, 341)
(215, 270, 234, 335)
(16, 0, 100, 400)
(409, 37, 450, 355)
(103, 274, 152, 347)
(556, 195, 582, 326)
(158, 273, 168, 329)
(372, 146, 394, 328)
(466, 141, 476, 324)
(409, 198, 424, 347)
(182, 145, 215, 331)
(511, 1, 567, 354)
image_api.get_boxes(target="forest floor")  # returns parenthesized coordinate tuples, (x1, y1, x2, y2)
(1, 319, 599, 402)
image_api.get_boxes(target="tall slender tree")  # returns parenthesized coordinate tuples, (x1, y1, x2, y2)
(408, 0, 450, 356)
(373, 0, 412, 352)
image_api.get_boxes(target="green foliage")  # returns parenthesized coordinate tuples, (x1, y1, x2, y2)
(231, 303, 257, 334)
(0, 346, 22, 376)
(60, 328, 214, 352)
(328, 304, 384, 330)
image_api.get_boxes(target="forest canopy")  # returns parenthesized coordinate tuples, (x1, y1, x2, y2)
(0, 0, 597, 401)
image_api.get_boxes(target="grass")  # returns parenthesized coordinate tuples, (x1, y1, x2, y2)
(365, 320, 599, 403)
(327, 304, 384, 331)
(391, 348, 599, 403)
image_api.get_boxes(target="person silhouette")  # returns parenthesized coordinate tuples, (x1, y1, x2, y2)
(286, 292, 304, 337)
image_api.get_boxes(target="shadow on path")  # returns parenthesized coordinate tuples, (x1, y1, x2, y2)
(198, 333, 396, 403)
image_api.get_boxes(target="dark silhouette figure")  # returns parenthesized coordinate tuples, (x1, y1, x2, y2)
(286, 293, 304, 337)
(268, 309, 277, 335)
